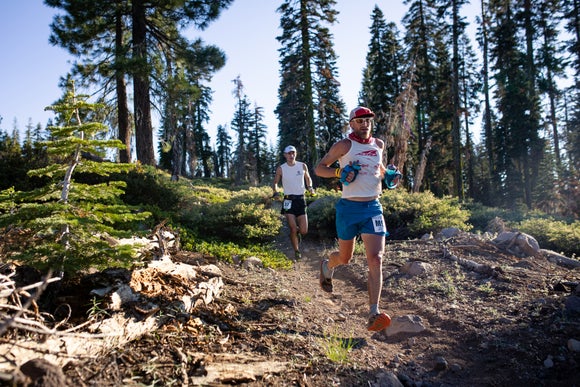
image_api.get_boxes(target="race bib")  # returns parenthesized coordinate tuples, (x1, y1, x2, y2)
(372, 215, 386, 233)
(283, 199, 292, 210)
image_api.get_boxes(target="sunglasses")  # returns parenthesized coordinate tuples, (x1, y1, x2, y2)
(352, 118, 373, 124)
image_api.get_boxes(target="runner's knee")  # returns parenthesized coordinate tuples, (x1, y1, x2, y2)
(367, 253, 383, 269)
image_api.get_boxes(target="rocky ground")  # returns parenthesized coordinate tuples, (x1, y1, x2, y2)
(2, 226, 580, 386)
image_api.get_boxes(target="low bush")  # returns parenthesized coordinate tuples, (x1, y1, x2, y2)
(381, 190, 472, 239)
(179, 185, 281, 245)
(307, 189, 472, 240)
(463, 201, 526, 232)
(306, 189, 341, 239)
(183, 237, 292, 270)
(514, 218, 579, 257)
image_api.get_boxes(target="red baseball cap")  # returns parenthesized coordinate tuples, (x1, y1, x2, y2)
(349, 106, 375, 121)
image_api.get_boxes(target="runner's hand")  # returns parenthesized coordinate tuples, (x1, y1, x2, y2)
(340, 161, 361, 186)
(384, 164, 402, 189)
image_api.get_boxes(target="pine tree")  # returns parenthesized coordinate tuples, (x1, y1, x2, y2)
(231, 77, 253, 185)
(46, 0, 233, 166)
(215, 124, 232, 178)
(475, 0, 497, 205)
(275, 0, 345, 169)
(536, 0, 566, 173)
(435, 0, 470, 200)
(0, 128, 25, 191)
(248, 104, 270, 183)
(46, 0, 134, 163)
(360, 6, 405, 140)
(403, 0, 456, 196)
(562, 0, 580, 174)
(311, 21, 346, 159)
(458, 33, 483, 200)
(403, 0, 439, 149)
(0, 82, 150, 276)
(487, 0, 544, 208)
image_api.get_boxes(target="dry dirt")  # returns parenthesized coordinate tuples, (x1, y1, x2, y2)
(3, 227, 580, 386)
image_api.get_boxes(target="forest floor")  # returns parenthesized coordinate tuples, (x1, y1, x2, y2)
(3, 224, 580, 386)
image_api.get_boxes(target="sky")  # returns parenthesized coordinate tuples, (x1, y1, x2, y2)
(0, 0, 480, 148)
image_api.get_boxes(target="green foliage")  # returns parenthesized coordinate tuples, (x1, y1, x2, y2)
(181, 232, 292, 270)
(0, 83, 151, 275)
(179, 185, 281, 244)
(116, 166, 181, 211)
(307, 189, 472, 240)
(319, 328, 356, 364)
(464, 201, 578, 257)
(514, 218, 580, 258)
(380, 190, 471, 238)
(302, 189, 341, 239)
(463, 200, 526, 231)
(157, 181, 289, 269)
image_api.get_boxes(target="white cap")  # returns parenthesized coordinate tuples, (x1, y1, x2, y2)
(284, 145, 297, 153)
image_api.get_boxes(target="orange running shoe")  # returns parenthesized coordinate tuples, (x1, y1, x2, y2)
(367, 312, 391, 331)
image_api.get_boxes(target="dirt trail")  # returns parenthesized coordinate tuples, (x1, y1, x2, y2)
(7, 225, 579, 386)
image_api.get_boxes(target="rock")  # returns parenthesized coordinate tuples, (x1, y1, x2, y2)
(385, 315, 426, 337)
(436, 227, 461, 240)
(567, 338, 580, 352)
(373, 371, 404, 387)
(493, 231, 540, 257)
(242, 256, 263, 269)
(433, 356, 448, 371)
(20, 358, 67, 387)
(400, 261, 433, 276)
(199, 264, 222, 276)
(564, 295, 580, 316)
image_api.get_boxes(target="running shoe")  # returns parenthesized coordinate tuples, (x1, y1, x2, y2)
(367, 312, 391, 331)
(319, 259, 333, 293)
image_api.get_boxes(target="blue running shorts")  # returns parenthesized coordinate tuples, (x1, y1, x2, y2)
(335, 198, 388, 240)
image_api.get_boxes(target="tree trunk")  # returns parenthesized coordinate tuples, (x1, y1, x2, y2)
(300, 0, 317, 170)
(132, 0, 156, 166)
(413, 137, 432, 193)
(451, 0, 464, 201)
(116, 5, 131, 163)
(481, 0, 495, 199)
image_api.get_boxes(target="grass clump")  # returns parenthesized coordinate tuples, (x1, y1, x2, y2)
(319, 328, 356, 364)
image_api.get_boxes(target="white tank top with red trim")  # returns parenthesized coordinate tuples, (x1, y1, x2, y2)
(340, 139, 383, 198)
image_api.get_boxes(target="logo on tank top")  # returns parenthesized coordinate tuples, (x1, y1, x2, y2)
(356, 150, 378, 157)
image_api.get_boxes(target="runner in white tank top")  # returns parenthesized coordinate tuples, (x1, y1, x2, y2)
(273, 145, 316, 260)
(315, 106, 401, 332)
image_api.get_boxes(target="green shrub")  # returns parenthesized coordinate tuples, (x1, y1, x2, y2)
(306, 189, 471, 240)
(180, 231, 292, 270)
(0, 85, 152, 275)
(180, 185, 281, 245)
(306, 189, 341, 239)
(117, 166, 180, 211)
(380, 190, 471, 239)
(463, 201, 526, 232)
(515, 218, 580, 257)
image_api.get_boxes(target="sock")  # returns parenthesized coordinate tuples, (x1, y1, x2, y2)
(322, 260, 334, 278)
(369, 304, 379, 316)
